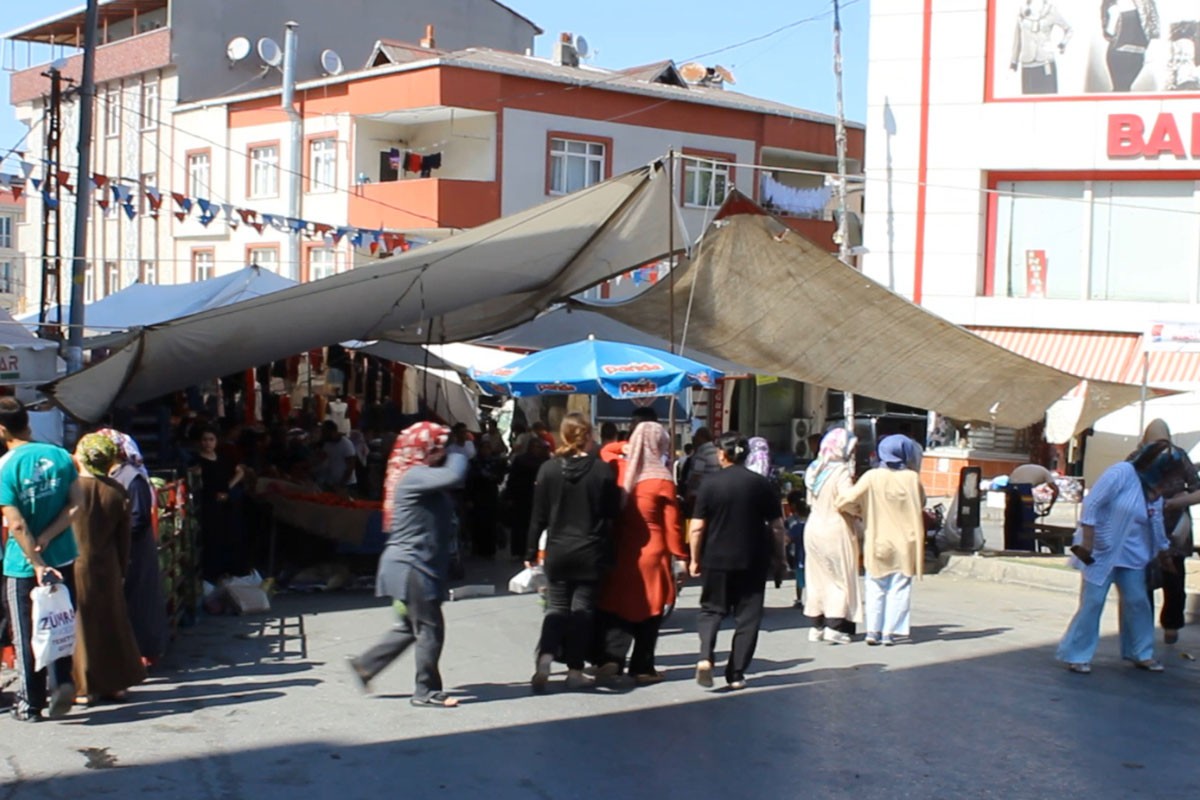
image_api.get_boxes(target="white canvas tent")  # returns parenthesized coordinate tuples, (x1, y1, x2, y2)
(0, 308, 61, 386)
(47, 163, 675, 422)
(591, 196, 1145, 429)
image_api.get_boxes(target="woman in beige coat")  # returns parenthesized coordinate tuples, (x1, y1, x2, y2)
(838, 435, 925, 646)
(802, 428, 862, 645)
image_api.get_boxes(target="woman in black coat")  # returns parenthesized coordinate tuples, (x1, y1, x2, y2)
(526, 413, 619, 692)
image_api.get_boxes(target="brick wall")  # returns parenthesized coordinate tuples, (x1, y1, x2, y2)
(10, 28, 172, 105)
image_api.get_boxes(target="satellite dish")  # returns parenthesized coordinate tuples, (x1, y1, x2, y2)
(320, 49, 344, 76)
(573, 34, 590, 58)
(257, 37, 283, 68)
(714, 65, 737, 85)
(226, 36, 252, 64)
(678, 62, 707, 83)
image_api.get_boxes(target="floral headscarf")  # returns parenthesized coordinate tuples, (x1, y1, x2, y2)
(383, 422, 450, 530)
(77, 433, 119, 477)
(622, 422, 674, 499)
(745, 437, 771, 477)
(804, 427, 856, 497)
(98, 427, 149, 476)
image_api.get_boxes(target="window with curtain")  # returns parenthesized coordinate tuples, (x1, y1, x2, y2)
(250, 145, 280, 198)
(549, 137, 605, 195)
(193, 250, 214, 281)
(310, 138, 337, 192)
(683, 156, 731, 208)
(248, 247, 279, 272)
(0, 215, 11, 249)
(187, 152, 210, 198)
(309, 247, 336, 281)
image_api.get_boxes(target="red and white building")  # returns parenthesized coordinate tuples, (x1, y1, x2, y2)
(863, 1, 1200, 478)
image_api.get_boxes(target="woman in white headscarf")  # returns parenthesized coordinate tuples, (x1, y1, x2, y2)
(802, 428, 862, 645)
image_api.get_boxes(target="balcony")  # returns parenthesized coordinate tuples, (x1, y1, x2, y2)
(351, 107, 497, 229)
(349, 178, 499, 231)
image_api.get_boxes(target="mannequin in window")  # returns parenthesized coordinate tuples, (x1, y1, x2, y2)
(1102, 0, 1160, 92)
(1010, 0, 1073, 95)
(328, 394, 351, 436)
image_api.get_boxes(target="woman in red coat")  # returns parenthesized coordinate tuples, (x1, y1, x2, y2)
(597, 421, 687, 684)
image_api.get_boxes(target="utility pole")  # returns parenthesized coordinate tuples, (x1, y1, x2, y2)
(39, 66, 67, 338)
(833, 0, 855, 431)
(282, 21, 302, 282)
(65, 0, 100, 446)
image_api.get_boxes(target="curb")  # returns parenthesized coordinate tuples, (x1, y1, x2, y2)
(940, 553, 1200, 623)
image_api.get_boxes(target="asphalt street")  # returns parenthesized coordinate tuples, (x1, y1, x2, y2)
(2, 567, 1198, 800)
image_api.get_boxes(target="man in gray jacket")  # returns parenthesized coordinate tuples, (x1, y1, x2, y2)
(348, 422, 467, 707)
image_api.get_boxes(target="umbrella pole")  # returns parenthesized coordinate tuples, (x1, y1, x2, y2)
(666, 149, 678, 455)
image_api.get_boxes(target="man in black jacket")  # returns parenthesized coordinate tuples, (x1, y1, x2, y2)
(688, 432, 785, 690)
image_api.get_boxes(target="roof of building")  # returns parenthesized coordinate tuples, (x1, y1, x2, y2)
(179, 45, 861, 130)
(3, 0, 168, 45)
(368, 38, 446, 67)
(2, 0, 540, 44)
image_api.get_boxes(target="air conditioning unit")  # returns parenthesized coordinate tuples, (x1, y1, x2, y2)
(791, 417, 812, 458)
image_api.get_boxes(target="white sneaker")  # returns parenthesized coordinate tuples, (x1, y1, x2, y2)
(808, 627, 826, 643)
(825, 631, 852, 645)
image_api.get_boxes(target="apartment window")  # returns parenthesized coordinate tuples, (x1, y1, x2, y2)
(139, 260, 157, 285)
(105, 261, 120, 296)
(139, 173, 157, 215)
(309, 138, 336, 192)
(0, 261, 13, 294)
(0, 215, 11, 248)
(193, 250, 215, 281)
(249, 144, 279, 198)
(308, 247, 336, 281)
(84, 268, 95, 302)
(187, 151, 211, 198)
(248, 247, 279, 272)
(105, 87, 121, 137)
(991, 178, 1198, 303)
(683, 156, 731, 208)
(141, 79, 159, 130)
(548, 137, 606, 195)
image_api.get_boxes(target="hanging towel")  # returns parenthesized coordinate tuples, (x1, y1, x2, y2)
(405, 152, 423, 174)
(419, 152, 442, 178)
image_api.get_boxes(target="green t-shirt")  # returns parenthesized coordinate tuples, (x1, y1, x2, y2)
(1, 442, 79, 578)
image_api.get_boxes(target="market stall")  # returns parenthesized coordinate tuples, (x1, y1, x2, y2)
(256, 479, 385, 576)
(151, 470, 203, 635)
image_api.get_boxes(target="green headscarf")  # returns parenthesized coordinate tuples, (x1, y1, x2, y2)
(77, 432, 118, 477)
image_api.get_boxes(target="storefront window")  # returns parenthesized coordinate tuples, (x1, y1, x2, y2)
(992, 179, 1198, 303)
(1089, 181, 1196, 303)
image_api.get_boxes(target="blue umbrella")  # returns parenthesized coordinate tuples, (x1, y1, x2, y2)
(471, 337, 723, 399)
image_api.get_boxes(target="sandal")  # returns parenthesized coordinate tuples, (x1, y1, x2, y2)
(1066, 663, 1091, 674)
(1134, 659, 1165, 673)
(410, 692, 459, 708)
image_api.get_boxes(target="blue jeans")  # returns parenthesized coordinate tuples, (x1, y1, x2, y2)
(1057, 566, 1154, 665)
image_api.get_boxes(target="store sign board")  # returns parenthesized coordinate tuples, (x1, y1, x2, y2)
(1144, 320, 1200, 352)
(990, 1, 1200, 100)
(1107, 113, 1200, 159)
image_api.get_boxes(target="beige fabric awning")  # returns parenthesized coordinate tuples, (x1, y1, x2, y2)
(47, 163, 675, 422)
(591, 198, 1144, 429)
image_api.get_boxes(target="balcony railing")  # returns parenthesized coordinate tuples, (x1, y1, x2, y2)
(348, 178, 499, 231)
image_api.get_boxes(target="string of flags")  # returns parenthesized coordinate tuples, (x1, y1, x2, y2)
(0, 160, 418, 256)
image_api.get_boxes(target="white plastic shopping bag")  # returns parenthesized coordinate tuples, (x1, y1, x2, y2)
(30, 583, 76, 673)
(508, 565, 548, 594)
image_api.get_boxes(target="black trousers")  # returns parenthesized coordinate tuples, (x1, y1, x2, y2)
(1151, 555, 1188, 632)
(1107, 48, 1144, 92)
(4, 566, 76, 718)
(697, 568, 766, 683)
(598, 610, 663, 676)
(538, 580, 597, 671)
(357, 571, 445, 700)
(809, 614, 848, 633)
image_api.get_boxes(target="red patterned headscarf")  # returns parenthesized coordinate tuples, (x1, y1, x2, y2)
(383, 422, 451, 529)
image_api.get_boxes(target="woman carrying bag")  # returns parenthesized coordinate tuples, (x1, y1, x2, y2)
(527, 413, 620, 693)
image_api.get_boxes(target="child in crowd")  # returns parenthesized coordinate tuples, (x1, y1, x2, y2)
(785, 490, 809, 608)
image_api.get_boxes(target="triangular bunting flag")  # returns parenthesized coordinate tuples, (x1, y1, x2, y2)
(369, 241, 380, 255)
(332, 227, 351, 245)
(146, 187, 163, 211)
(122, 202, 137, 220)
(92, 174, 109, 190)
(238, 208, 256, 224)
(30, 178, 41, 191)
(251, 222, 265, 234)
(57, 170, 72, 192)
(0, 174, 10, 189)
(19, 161, 34, 180)
(350, 230, 365, 247)
(98, 198, 110, 212)
(43, 191, 58, 210)
(174, 211, 187, 222)
(10, 185, 22, 201)
(197, 198, 212, 215)
(114, 184, 132, 203)
(198, 212, 216, 228)
(289, 217, 307, 233)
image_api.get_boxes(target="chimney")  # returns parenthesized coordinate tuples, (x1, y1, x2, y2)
(420, 24, 436, 49)
(552, 32, 578, 67)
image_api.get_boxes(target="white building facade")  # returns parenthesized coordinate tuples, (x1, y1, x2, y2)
(863, 1, 1200, 474)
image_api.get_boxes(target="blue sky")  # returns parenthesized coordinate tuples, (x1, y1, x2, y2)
(0, 0, 869, 164)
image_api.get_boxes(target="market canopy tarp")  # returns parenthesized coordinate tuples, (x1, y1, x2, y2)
(46, 162, 675, 422)
(589, 195, 1145, 429)
(0, 308, 60, 385)
(24, 266, 297, 331)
